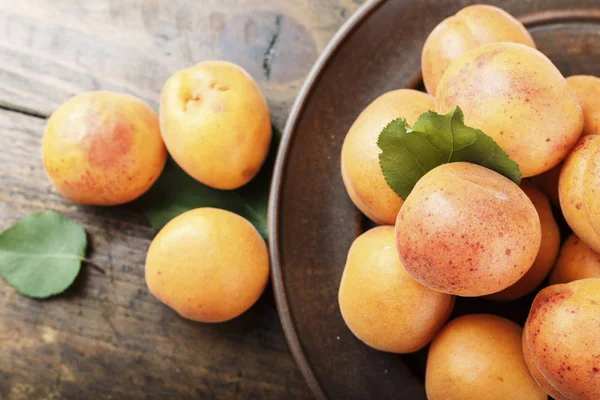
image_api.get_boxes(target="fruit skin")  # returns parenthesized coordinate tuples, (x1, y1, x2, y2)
(426, 314, 546, 400)
(436, 42, 583, 177)
(341, 89, 434, 225)
(523, 279, 600, 400)
(422, 4, 535, 96)
(567, 75, 600, 136)
(338, 226, 454, 353)
(522, 324, 568, 400)
(396, 162, 540, 297)
(160, 60, 272, 190)
(145, 208, 269, 323)
(487, 180, 560, 301)
(42, 91, 167, 205)
(550, 234, 600, 285)
(534, 74, 600, 207)
(559, 134, 600, 253)
(532, 162, 562, 206)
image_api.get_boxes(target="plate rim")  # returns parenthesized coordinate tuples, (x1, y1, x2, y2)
(267, 0, 385, 398)
(267, 2, 600, 399)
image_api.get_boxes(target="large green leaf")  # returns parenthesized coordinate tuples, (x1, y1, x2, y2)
(378, 106, 521, 200)
(137, 126, 281, 239)
(0, 211, 87, 298)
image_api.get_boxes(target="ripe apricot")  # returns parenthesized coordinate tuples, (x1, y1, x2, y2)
(422, 4, 534, 96)
(531, 162, 562, 206)
(523, 279, 600, 399)
(426, 314, 546, 400)
(559, 134, 600, 253)
(396, 162, 540, 297)
(338, 226, 454, 353)
(487, 181, 560, 301)
(550, 234, 600, 285)
(437, 42, 583, 177)
(341, 89, 434, 224)
(160, 61, 271, 190)
(566, 75, 600, 136)
(42, 91, 167, 205)
(145, 208, 269, 323)
(522, 328, 567, 400)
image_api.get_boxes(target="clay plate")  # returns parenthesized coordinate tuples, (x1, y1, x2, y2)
(269, 0, 600, 398)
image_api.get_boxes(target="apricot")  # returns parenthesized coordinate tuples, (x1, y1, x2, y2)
(437, 42, 583, 177)
(559, 134, 600, 253)
(487, 181, 560, 301)
(523, 279, 600, 399)
(550, 234, 600, 285)
(338, 226, 454, 353)
(422, 5, 534, 96)
(522, 329, 567, 400)
(426, 314, 546, 400)
(160, 61, 271, 190)
(396, 162, 540, 297)
(567, 75, 600, 136)
(341, 89, 434, 224)
(42, 91, 167, 205)
(145, 208, 269, 323)
(531, 162, 561, 206)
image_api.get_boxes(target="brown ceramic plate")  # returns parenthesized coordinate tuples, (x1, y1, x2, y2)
(269, 1, 600, 399)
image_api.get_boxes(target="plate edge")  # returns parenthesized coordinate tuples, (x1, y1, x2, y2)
(267, 0, 387, 399)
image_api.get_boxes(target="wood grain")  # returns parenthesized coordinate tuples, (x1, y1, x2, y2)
(0, 0, 365, 399)
(0, 0, 363, 126)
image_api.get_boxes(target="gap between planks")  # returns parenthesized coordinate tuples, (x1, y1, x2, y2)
(0, 101, 48, 119)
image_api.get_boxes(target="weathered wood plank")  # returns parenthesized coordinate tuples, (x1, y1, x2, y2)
(0, 0, 366, 398)
(0, 109, 309, 399)
(0, 0, 363, 126)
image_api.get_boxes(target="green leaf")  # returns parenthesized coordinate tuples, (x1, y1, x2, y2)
(137, 126, 281, 240)
(0, 211, 87, 298)
(378, 106, 521, 200)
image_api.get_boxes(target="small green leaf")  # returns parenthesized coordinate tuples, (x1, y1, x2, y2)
(378, 106, 521, 200)
(0, 211, 87, 298)
(137, 126, 281, 239)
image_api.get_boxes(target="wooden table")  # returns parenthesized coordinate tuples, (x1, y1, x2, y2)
(0, 1, 365, 398)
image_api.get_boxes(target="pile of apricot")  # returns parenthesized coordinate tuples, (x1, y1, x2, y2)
(43, 61, 271, 324)
(340, 5, 600, 399)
